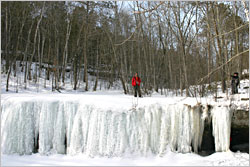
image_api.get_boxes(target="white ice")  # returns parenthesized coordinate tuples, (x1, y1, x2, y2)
(1, 93, 238, 157)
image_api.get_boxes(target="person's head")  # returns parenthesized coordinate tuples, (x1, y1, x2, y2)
(135, 73, 138, 77)
(234, 72, 238, 76)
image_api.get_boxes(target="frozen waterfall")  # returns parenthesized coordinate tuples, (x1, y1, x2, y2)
(1, 98, 233, 156)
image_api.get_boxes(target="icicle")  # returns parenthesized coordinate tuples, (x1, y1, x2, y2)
(211, 105, 233, 152)
(52, 102, 66, 154)
(1, 101, 35, 155)
(38, 101, 59, 154)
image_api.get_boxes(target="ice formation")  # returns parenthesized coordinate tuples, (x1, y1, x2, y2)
(1, 98, 233, 156)
(211, 105, 233, 152)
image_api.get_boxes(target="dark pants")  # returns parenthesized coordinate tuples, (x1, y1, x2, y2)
(134, 85, 142, 97)
(231, 83, 238, 94)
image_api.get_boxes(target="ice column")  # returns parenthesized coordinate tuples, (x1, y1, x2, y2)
(211, 105, 233, 152)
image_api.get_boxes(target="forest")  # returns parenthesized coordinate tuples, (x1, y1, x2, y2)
(1, 1, 249, 97)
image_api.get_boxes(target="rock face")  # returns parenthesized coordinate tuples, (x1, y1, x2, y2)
(231, 110, 249, 129)
(230, 109, 249, 153)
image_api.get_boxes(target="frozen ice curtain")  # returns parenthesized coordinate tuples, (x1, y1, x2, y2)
(1, 99, 232, 156)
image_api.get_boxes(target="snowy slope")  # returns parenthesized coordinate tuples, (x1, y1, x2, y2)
(1, 61, 123, 94)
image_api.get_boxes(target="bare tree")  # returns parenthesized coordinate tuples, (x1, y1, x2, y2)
(27, 2, 45, 81)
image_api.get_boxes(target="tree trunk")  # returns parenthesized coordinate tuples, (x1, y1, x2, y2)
(24, 20, 34, 88)
(83, 2, 89, 91)
(4, 4, 10, 74)
(6, 67, 11, 92)
(83, 28, 88, 91)
(62, 15, 71, 85)
(212, 3, 226, 93)
(234, 2, 241, 78)
(93, 42, 99, 91)
(72, 4, 86, 90)
(28, 2, 45, 80)
(39, 33, 45, 78)
(13, 9, 25, 77)
(46, 39, 51, 81)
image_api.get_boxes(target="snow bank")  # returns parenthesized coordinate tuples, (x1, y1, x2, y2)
(1, 151, 249, 166)
(1, 95, 235, 156)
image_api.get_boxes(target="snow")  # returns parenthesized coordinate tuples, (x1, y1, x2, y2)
(1, 151, 249, 166)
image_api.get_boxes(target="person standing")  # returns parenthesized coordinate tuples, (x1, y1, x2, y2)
(132, 73, 142, 97)
(231, 72, 240, 94)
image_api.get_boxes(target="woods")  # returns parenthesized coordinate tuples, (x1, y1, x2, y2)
(1, 1, 249, 96)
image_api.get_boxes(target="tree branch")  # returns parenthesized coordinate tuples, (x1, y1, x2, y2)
(114, 23, 140, 46)
(197, 49, 249, 85)
(133, 1, 165, 14)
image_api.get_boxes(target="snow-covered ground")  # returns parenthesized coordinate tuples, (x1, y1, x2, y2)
(1, 63, 249, 166)
(2, 151, 249, 166)
(1, 69, 249, 111)
(1, 61, 123, 94)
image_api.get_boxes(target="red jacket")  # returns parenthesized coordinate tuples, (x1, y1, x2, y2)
(132, 76, 141, 86)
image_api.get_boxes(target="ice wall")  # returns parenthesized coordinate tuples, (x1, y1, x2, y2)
(1, 99, 232, 156)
